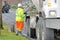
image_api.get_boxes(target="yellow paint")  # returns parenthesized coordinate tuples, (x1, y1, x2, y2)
(48, 2, 52, 7)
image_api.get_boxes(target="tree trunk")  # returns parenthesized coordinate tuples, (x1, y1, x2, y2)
(0, 0, 2, 35)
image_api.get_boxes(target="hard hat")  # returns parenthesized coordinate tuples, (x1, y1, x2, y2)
(18, 3, 22, 7)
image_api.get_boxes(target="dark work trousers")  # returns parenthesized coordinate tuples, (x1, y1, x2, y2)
(30, 28, 37, 38)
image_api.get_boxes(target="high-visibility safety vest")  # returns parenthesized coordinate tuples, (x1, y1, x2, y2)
(16, 8, 25, 22)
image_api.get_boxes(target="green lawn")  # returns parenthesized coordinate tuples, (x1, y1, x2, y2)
(0, 23, 27, 40)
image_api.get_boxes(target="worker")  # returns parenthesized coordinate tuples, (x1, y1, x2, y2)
(36, 12, 45, 40)
(30, 13, 37, 38)
(16, 3, 25, 35)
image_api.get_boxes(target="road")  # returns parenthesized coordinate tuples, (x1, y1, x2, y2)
(2, 10, 16, 25)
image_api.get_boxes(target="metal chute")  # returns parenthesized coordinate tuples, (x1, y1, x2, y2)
(31, 0, 43, 12)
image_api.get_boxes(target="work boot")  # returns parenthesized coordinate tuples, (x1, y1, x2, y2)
(19, 31, 22, 36)
(16, 31, 19, 36)
(16, 33, 18, 36)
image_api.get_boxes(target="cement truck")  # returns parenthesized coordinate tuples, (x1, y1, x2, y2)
(31, 0, 60, 40)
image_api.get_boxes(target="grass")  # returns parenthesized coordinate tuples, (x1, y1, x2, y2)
(0, 23, 27, 40)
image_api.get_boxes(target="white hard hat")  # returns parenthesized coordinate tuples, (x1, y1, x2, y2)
(18, 3, 22, 7)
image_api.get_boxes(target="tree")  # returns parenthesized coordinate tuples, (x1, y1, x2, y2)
(0, 0, 3, 35)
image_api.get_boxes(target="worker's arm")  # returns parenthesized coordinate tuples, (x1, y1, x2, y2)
(20, 9, 25, 17)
